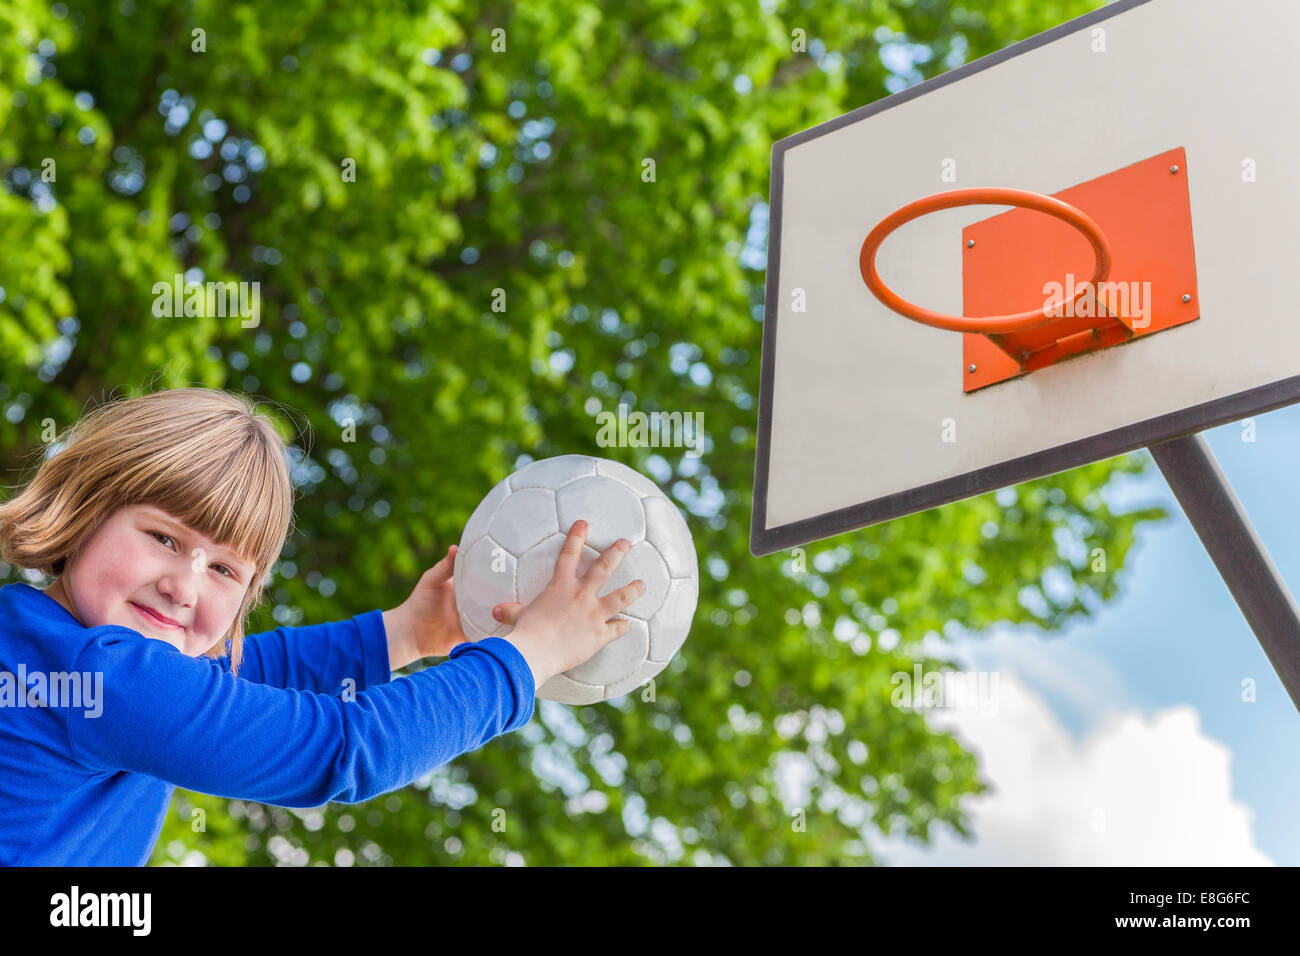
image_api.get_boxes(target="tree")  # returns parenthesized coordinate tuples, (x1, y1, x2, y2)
(0, 0, 1162, 865)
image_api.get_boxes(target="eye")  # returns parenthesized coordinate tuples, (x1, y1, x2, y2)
(150, 530, 238, 579)
(150, 531, 176, 550)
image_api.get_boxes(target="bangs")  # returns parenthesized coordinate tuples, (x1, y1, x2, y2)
(128, 438, 293, 578)
(100, 394, 296, 577)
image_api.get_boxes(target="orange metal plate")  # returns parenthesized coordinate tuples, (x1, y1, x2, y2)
(961, 146, 1199, 392)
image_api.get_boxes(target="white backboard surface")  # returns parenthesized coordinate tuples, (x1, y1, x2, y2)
(751, 0, 1300, 556)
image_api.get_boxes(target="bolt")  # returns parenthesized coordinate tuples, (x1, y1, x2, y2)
(968, 363, 976, 373)
(1170, 164, 1180, 174)
(1019, 350, 1030, 361)
(1182, 293, 1191, 303)
(967, 239, 975, 248)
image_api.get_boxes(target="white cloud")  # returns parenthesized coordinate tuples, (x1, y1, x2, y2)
(871, 672, 1272, 865)
(927, 622, 1132, 723)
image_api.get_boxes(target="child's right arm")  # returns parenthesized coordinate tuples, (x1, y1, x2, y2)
(61, 625, 533, 807)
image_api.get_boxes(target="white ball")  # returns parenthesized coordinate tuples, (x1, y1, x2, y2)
(454, 454, 699, 703)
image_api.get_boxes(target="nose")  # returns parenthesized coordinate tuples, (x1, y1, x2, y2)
(157, 563, 199, 613)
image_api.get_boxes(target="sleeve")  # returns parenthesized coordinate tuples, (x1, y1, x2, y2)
(63, 628, 535, 807)
(205, 611, 392, 694)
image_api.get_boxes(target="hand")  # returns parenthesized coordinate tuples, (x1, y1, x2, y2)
(491, 520, 644, 688)
(383, 546, 466, 668)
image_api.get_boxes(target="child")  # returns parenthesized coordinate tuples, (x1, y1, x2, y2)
(0, 387, 643, 865)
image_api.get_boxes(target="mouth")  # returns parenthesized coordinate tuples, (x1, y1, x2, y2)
(130, 602, 183, 629)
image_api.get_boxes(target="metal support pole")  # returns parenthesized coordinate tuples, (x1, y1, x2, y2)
(1148, 433, 1300, 713)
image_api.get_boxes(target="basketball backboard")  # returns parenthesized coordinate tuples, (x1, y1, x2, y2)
(751, 0, 1300, 556)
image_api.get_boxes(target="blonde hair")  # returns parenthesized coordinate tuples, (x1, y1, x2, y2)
(0, 386, 302, 676)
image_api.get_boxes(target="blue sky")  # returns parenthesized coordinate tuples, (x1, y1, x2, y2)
(866, 403, 1300, 865)
(1043, 406, 1300, 864)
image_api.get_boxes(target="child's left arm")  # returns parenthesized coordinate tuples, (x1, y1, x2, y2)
(208, 610, 391, 695)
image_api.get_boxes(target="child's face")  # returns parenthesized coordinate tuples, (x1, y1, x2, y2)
(46, 503, 255, 656)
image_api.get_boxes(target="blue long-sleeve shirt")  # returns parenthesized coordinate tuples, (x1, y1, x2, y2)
(0, 581, 535, 866)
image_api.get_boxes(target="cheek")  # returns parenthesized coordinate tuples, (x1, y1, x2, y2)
(202, 588, 244, 627)
(84, 538, 150, 597)
(115, 532, 159, 565)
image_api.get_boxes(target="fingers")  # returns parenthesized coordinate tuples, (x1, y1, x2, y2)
(607, 618, 632, 640)
(582, 537, 631, 592)
(426, 545, 457, 582)
(492, 602, 524, 626)
(600, 579, 645, 615)
(554, 520, 588, 579)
